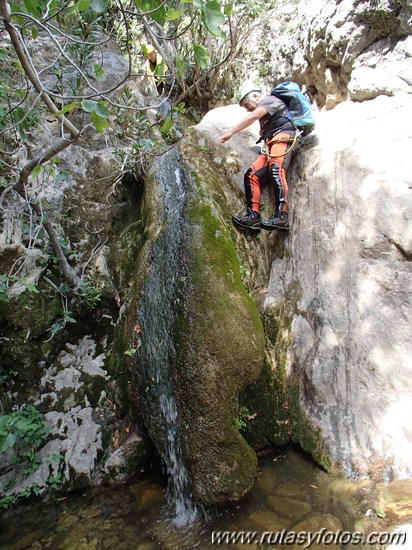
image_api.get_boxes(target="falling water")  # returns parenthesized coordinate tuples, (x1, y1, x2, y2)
(135, 148, 197, 527)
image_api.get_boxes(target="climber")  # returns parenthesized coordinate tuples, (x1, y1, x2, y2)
(143, 44, 168, 96)
(217, 82, 296, 231)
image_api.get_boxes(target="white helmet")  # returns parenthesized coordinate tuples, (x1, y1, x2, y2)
(239, 81, 261, 104)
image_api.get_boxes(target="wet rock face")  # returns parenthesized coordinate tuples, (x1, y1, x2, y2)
(128, 144, 265, 506)
(175, 157, 266, 504)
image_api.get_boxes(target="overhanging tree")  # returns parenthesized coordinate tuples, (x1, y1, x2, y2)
(0, 0, 268, 297)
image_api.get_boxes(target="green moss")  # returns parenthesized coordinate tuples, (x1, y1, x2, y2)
(238, 304, 291, 449)
(187, 200, 262, 341)
(240, 357, 290, 449)
(4, 287, 61, 338)
(288, 383, 332, 472)
(169, 159, 266, 504)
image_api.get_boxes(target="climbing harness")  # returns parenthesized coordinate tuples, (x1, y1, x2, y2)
(260, 129, 301, 158)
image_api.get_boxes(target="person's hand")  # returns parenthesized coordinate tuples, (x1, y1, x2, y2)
(217, 131, 233, 143)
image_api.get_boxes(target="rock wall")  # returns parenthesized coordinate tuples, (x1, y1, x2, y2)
(0, 49, 151, 501)
(205, 0, 412, 479)
(242, 0, 411, 108)
(267, 93, 412, 478)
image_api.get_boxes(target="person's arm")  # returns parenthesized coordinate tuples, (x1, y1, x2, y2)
(217, 106, 267, 143)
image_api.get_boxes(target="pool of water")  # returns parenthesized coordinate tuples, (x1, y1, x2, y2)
(1, 447, 411, 550)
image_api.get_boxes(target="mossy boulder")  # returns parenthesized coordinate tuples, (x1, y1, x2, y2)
(175, 194, 264, 504)
(126, 142, 265, 505)
(176, 138, 265, 504)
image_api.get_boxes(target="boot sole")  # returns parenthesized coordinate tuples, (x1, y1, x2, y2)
(232, 217, 261, 232)
(261, 223, 290, 231)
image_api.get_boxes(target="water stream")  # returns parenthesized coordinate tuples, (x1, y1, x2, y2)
(1, 446, 411, 549)
(135, 149, 196, 527)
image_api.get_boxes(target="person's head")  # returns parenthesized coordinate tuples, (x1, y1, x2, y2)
(238, 82, 262, 111)
(239, 91, 262, 111)
(146, 44, 157, 62)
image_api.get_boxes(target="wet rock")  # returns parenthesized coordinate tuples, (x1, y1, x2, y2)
(248, 509, 290, 530)
(135, 485, 165, 513)
(78, 506, 102, 520)
(253, 468, 279, 494)
(273, 480, 310, 500)
(5, 529, 45, 550)
(267, 496, 312, 522)
(287, 513, 343, 550)
(127, 144, 265, 506)
(104, 429, 149, 481)
(56, 514, 80, 533)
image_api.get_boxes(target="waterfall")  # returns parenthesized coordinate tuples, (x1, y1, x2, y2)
(136, 148, 197, 527)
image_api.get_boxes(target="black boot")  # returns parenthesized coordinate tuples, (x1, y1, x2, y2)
(232, 208, 261, 231)
(261, 211, 290, 231)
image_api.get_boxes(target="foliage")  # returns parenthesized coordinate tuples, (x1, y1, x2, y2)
(0, 481, 43, 509)
(76, 278, 102, 309)
(0, 0, 272, 359)
(0, 404, 51, 454)
(236, 406, 251, 432)
(0, 405, 63, 508)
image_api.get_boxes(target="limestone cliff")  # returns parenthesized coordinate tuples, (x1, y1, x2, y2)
(200, 0, 412, 479)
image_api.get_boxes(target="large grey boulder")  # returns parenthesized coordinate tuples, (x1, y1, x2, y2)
(269, 93, 412, 478)
(197, 85, 412, 480)
(209, 0, 412, 480)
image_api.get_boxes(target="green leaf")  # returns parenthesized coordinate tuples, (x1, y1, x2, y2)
(223, 3, 233, 16)
(76, 0, 91, 11)
(159, 115, 174, 133)
(31, 27, 38, 39)
(91, 111, 109, 133)
(138, 138, 155, 151)
(31, 165, 42, 179)
(154, 61, 166, 76)
(95, 102, 109, 118)
(49, 322, 63, 336)
(81, 99, 98, 113)
(0, 416, 12, 432)
(23, 0, 42, 17)
(63, 312, 76, 324)
(375, 507, 386, 518)
(53, 101, 80, 116)
(135, 0, 166, 26)
(0, 432, 17, 453)
(66, 2, 78, 15)
(193, 43, 210, 69)
(93, 64, 105, 81)
(0, 50, 8, 61)
(175, 53, 186, 79)
(165, 7, 185, 20)
(14, 61, 24, 73)
(202, 1, 225, 37)
(25, 284, 40, 293)
(124, 348, 137, 356)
